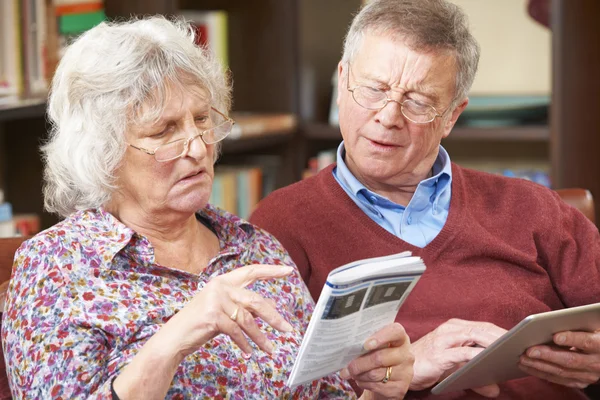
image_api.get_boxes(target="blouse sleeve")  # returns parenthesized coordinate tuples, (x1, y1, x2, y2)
(2, 238, 116, 399)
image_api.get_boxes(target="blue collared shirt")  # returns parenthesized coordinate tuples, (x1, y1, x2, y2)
(333, 142, 452, 247)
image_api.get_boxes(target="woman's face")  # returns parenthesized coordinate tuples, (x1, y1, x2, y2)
(114, 87, 216, 218)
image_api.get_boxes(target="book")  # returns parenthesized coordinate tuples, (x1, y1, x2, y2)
(21, 0, 49, 96)
(0, 0, 24, 100)
(228, 112, 297, 139)
(179, 10, 228, 69)
(210, 165, 264, 218)
(287, 251, 426, 388)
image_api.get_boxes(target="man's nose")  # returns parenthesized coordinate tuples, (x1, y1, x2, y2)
(376, 99, 406, 128)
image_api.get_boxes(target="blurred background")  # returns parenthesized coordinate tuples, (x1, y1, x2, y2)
(0, 0, 598, 236)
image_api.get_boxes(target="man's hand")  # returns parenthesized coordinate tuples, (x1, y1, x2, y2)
(410, 319, 507, 397)
(519, 330, 600, 389)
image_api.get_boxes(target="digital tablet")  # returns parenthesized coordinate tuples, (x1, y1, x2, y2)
(431, 302, 600, 395)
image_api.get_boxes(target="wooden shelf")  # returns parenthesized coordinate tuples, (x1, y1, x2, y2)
(302, 122, 548, 142)
(303, 123, 342, 140)
(221, 132, 293, 153)
(0, 100, 296, 151)
(448, 125, 549, 142)
(0, 98, 46, 122)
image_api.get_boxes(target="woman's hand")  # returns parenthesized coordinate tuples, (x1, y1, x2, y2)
(340, 323, 414, 400)
(519, 330, 600, 389)
(161, 264, 295, 359)
(113, 264, 295, 399)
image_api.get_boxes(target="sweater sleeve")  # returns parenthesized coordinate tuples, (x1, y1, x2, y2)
(536, 191, 600, 306)
(250, 194, 312, 284)
(2, 239, 115, 399)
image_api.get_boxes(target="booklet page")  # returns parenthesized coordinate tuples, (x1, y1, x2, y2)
(287, 253, 425, 387)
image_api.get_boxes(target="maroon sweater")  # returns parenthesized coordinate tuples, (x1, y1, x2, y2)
(251, 163, 600, 400)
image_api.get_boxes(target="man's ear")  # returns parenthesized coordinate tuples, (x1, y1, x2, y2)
(441, 97, 469, 139)
(336, 62, 345, 106)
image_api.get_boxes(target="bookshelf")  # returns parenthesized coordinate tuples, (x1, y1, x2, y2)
(0, 98, 47, 122)
(0, 0, 302, 230)
(1, 0, 599, 230)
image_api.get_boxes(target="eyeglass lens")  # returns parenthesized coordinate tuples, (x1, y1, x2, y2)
(154, 110, 233, 161)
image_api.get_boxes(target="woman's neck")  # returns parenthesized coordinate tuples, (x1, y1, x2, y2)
(105, 203, 220, 274)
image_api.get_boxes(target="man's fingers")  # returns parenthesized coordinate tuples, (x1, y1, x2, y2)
(519, 364, 592, 389)
(436, 346, 485, 371)
(437, 348, 500, 397)
(519, 352, 600, 384)
(438, 319, 507, 348)
(220, 265, 294, 287)
(524, 343, 600, 375)
(553, 331, 600, 353)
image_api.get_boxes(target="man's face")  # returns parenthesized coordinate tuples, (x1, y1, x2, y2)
(337, 33, 468, 194)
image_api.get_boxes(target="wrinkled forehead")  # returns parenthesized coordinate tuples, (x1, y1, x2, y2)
(130, 78, 210, 127)
(353, 30, 456, 66)
(351, 32, 457, 97)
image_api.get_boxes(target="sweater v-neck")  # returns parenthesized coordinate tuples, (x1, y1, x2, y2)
(316, 164, 462, 256)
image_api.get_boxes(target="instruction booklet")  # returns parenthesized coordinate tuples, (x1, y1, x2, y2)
(287, 251, 426, 387)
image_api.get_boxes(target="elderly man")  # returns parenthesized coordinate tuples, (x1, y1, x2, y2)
(250, 0, 600, 398)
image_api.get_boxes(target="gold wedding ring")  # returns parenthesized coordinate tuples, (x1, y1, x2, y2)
(381, 366, 392, 384)
(229, 306, 240, 322)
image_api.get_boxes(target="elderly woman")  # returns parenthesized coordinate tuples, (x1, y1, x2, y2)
(1, 17, 413, 399)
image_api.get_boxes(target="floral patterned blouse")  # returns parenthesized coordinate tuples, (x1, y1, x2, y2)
(1, 206, 356, 399)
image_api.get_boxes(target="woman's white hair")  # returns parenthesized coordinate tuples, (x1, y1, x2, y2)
(341, 0, 480, 109)
(43, 16, 231, 217)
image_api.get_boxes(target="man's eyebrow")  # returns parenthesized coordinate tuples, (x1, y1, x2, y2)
(354, 69, 440, 98)
(410, 84, 440, 102)
(354, 69, 386, 85)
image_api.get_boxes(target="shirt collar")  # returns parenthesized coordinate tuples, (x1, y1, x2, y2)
(335, 141, 452, 203)
(418, 145, 452, 189)
(70, 205, 255, 263)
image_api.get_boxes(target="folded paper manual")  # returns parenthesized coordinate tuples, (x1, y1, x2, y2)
(287, 251, 426, 388)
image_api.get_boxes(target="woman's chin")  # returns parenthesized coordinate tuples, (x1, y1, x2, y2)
(168, 195, 210, 215)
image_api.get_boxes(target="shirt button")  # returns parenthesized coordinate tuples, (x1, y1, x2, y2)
(370, 196, 377, 204)
(407, 215, 413, 224)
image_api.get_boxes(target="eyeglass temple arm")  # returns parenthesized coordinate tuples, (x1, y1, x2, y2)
(128, 143, 155, 155)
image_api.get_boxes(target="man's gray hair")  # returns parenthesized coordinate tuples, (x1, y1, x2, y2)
(43, 16, 231, 217)
(341, 0, 480, 108)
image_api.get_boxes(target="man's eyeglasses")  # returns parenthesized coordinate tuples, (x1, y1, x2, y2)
(128, 107, 234, 162)
(347, 65, 447, 124)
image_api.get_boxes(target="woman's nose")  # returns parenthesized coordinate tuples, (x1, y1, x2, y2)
(184, 132, 208, 159)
